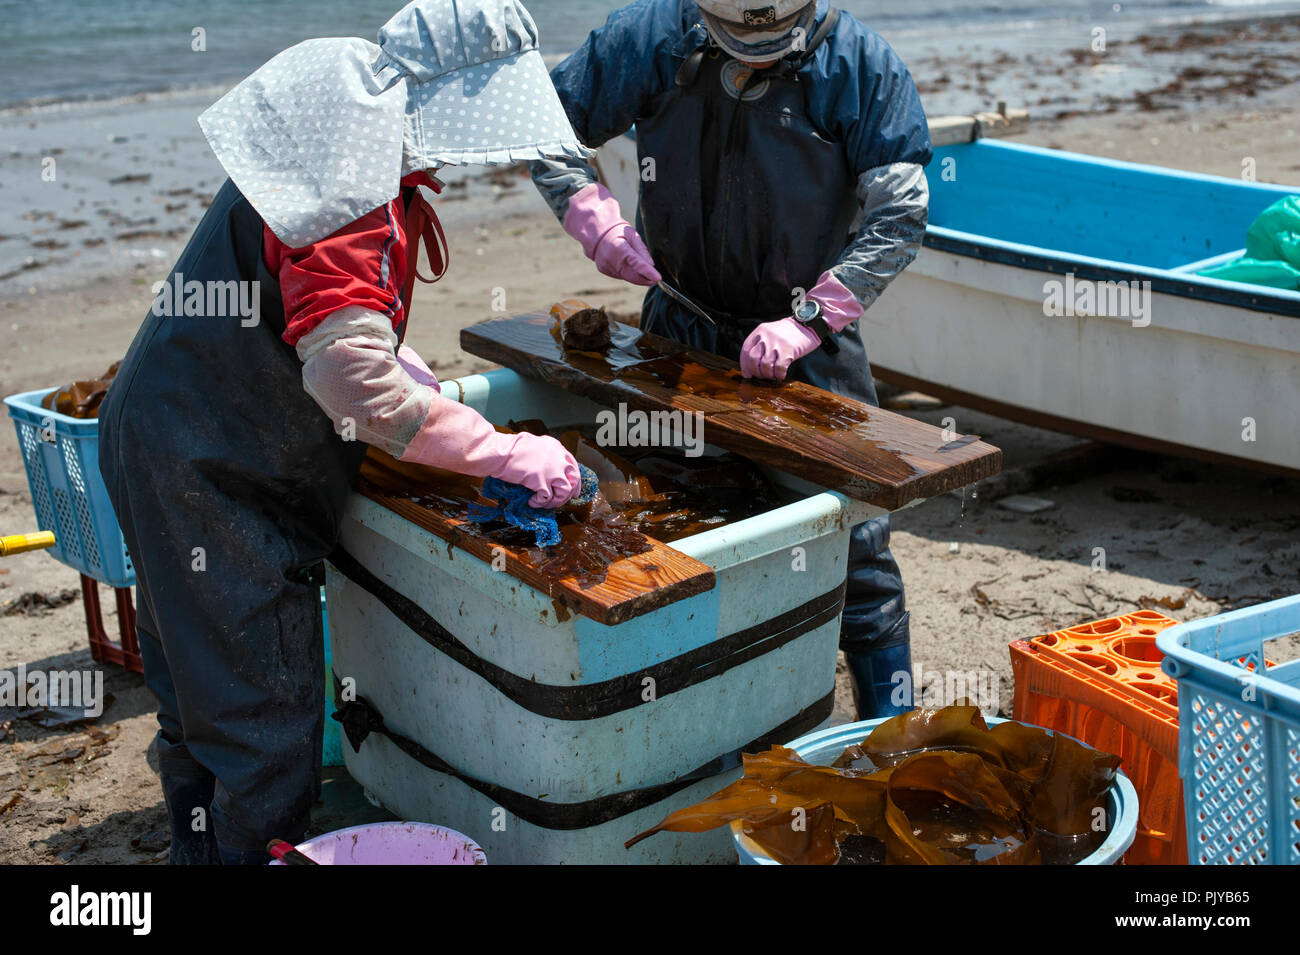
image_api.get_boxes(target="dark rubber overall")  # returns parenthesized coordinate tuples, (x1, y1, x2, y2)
(99, 180, 413, 861)
(633, 33, 912, 719)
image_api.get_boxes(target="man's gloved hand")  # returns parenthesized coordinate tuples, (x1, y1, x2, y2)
(739, 317, 822, 381)
(564, 183, 661, 286)
(739, 273, 867, 380)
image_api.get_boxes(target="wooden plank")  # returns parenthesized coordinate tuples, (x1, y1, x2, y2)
(974, 107, 1030, 141)
(925, 108, 1030, 147)
(355, 451, 716, 626)
(461, 312, 1002, 510)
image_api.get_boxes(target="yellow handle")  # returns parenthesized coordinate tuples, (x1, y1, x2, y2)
(0, 531, 56, 556)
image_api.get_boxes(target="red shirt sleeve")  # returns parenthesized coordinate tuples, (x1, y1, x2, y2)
(265, 197, 410, 347)
(264, 173, 440, 347)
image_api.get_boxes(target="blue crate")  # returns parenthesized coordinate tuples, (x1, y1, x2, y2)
(4, 388, 135, 588)
(1158, 596, 1300, 865)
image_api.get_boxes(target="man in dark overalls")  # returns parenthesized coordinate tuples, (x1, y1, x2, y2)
(98, 0, 589, 864)
(531, 0, 931, 718)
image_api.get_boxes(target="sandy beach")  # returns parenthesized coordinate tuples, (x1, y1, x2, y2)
(1, 9, 1298, 865)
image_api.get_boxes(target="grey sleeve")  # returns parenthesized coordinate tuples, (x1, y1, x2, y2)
(528, 155, 603, 222)
(829, 162, 930, 309)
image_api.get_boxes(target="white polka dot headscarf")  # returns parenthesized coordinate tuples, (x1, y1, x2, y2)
(198, 0, 591, 247)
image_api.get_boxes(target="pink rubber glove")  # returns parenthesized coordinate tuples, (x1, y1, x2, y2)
(495, 432, 583, 509)
(739, 318, 822, 381)
(806, 271, 866, 332)
(563, 183, 662, 286)
(396, 344, 441, 392)
(739, 273, 865, 380)
(401, 396, 581, 508)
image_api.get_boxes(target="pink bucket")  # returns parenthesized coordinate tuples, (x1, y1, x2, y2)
(268, 822, 487, 865)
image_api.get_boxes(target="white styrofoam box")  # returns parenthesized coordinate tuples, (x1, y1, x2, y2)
(326, 368, 882, 864)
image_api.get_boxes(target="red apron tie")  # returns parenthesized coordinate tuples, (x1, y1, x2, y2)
(401, 184, 450, 310)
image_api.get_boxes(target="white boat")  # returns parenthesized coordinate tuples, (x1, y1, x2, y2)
(596, 122, 1300, 476)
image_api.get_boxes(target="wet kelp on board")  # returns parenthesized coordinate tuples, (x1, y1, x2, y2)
(354, 420, 795, 623)
(462, 311, 1003, 509)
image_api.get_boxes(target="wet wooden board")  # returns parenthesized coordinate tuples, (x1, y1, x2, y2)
(355, 453, 716, 626)
(462, 312, 1003, 510)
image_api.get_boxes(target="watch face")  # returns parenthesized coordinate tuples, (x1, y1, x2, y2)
(796, 300, 819, 322)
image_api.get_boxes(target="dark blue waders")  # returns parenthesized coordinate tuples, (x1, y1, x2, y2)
(99, 180, 414, 863)
(630, 29, 912, 718)
(539, 1, 932, 716)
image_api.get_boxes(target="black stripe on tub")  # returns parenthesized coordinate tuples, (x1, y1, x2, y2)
(331, 681, 836, 831)
(327, 546, 846, 722)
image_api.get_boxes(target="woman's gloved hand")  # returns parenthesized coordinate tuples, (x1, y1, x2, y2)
(297, 308, 580, 507)
(400, 397, 582, 508)
(563, 183, 661, 286)
(739, 317, 822, 381)
(493, 432, 583, 509)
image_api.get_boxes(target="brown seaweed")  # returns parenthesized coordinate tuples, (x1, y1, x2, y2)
(40, 361, 121, 418)
(356, 423, 797, 587)
(551, 299, 611, 352)
(362, 421, 795, 546)
(356, 449, 655, 588)
(626, 704, 1122, 865)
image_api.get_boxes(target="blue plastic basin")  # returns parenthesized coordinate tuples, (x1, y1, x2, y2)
(732, 716, 1139, 865)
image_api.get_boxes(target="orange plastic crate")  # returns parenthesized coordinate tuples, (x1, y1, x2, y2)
(1011, 611, 1186, 865)
(1030, 610, 1181, 717)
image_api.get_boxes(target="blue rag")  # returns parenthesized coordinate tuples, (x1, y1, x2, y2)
(467, 464, 599, 547)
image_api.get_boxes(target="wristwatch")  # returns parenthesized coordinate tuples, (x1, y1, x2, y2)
(793, 298, 834, 343)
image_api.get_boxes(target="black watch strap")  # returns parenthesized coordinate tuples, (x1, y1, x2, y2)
(819, 328, 841, 355)
(796, 310, 839, 354)
(804, 314, 833, 341)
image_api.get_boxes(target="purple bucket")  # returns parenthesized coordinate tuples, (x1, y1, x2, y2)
(268, 822, 487, 865)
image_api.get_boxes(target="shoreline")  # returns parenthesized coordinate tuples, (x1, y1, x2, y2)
(3, 11, 1298, 301)
(4, 4, 1300, 115)
(2, 97, 1296, 407)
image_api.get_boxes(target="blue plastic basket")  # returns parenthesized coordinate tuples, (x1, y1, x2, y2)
(1158, 596, 1300, 865)
(3, 388, 135, 588)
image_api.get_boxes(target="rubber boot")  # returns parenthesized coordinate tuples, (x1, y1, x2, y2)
(219, 844, 271, 866)
(160, 772, 220, 865)
(845, 621, 913, 721)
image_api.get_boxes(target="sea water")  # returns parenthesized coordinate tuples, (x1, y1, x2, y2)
(3, 0, 1299, 111)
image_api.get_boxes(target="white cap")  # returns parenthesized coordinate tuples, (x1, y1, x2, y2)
(198, 0, 591, 247)
(696, 0, 818, 65)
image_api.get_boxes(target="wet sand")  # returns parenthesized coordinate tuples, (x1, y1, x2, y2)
(1, 18, 1298, 863)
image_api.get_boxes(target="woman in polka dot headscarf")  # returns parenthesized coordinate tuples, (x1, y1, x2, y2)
(97, 0, 592, 866)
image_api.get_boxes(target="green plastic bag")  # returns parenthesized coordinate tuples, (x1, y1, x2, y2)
(1199, 196, 1300, 290)
(1199, 258, 1300, 290)
(1245, 195, 1300, 267)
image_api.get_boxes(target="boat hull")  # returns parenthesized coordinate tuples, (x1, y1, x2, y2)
(865, 245, 1300, 475)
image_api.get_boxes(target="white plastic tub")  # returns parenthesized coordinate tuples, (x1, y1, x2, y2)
(326, 369, 887, 864)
